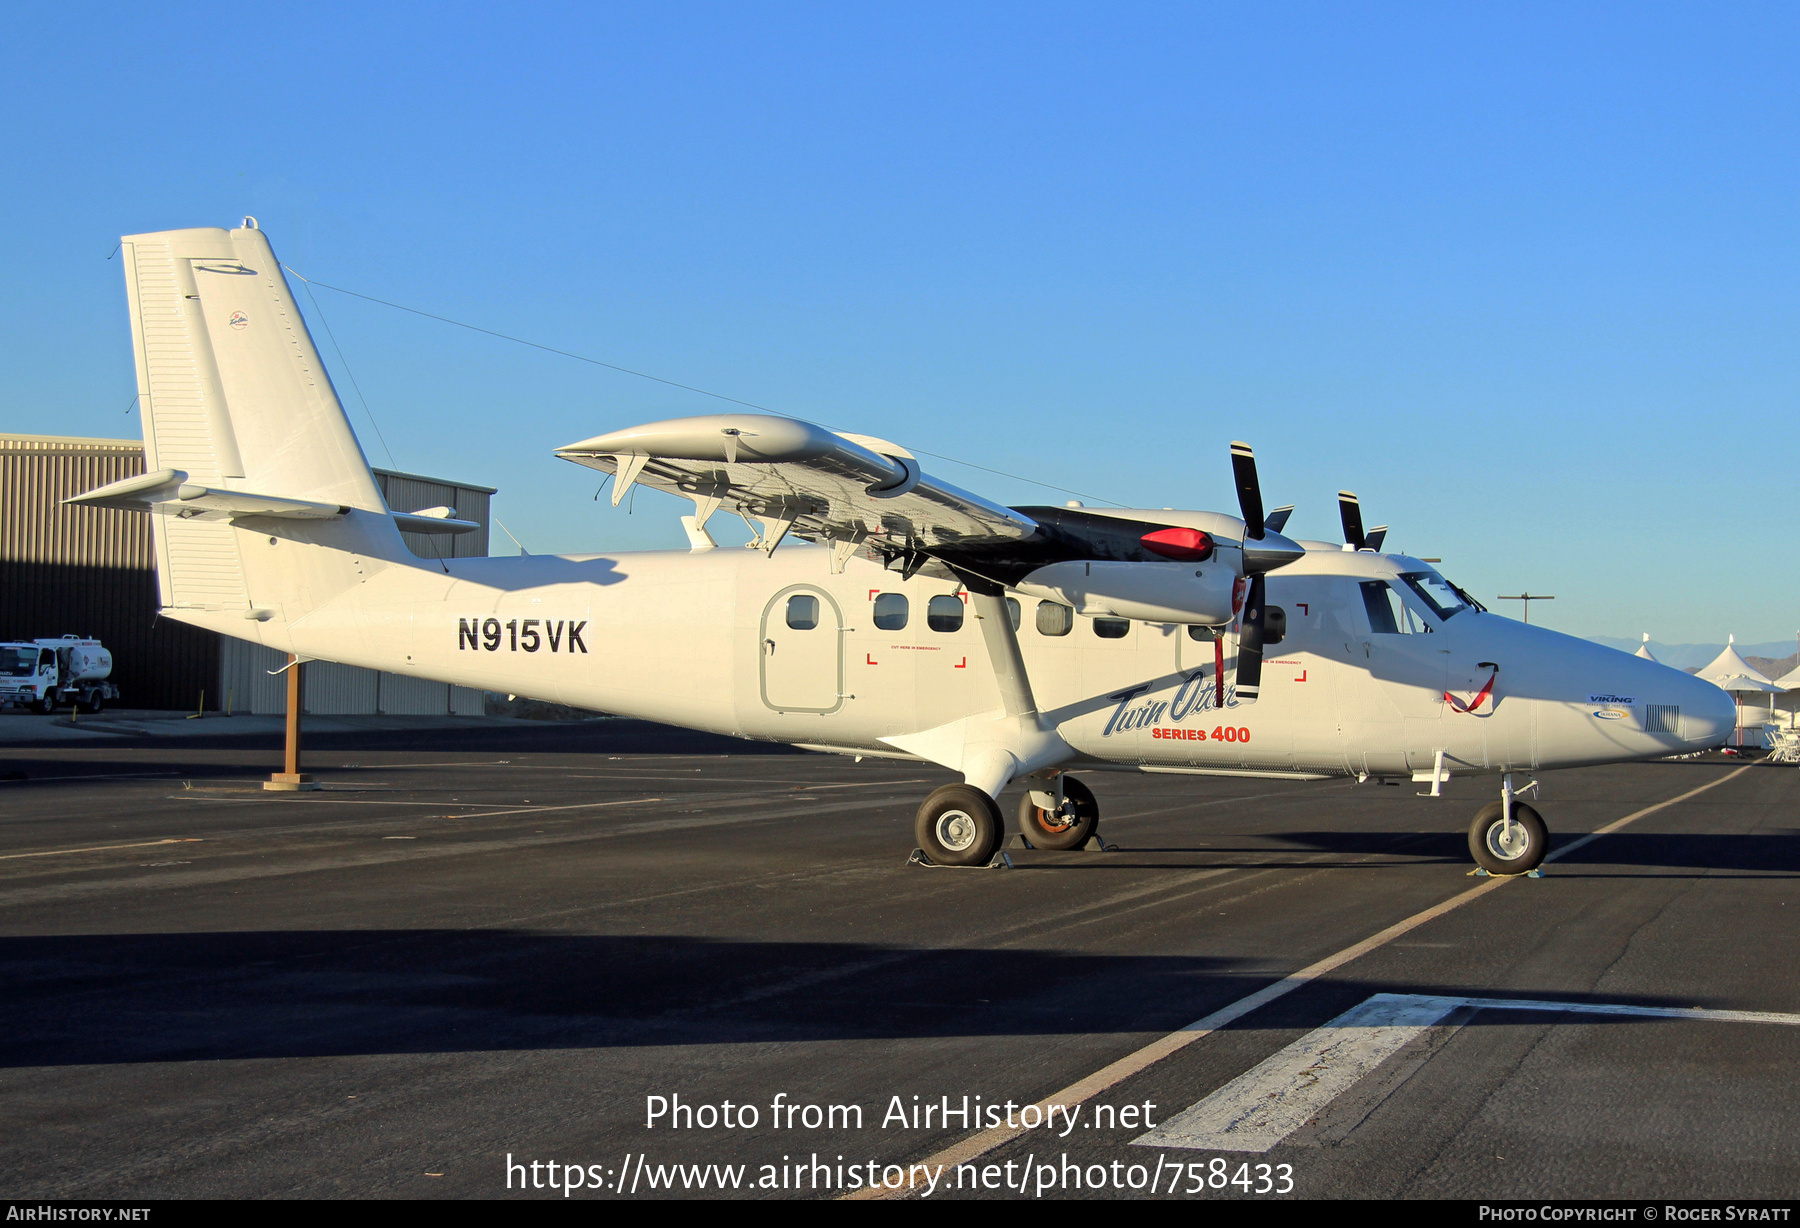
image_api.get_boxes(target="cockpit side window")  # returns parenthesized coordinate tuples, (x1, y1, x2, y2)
(1360, 581, 1429, 634)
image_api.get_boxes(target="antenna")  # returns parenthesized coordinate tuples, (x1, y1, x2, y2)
(1497, 593, 1555, 625)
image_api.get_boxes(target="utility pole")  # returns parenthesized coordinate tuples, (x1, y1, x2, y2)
(1497, 593, 1556, 625)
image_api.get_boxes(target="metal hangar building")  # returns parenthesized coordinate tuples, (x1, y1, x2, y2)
(1, 431, 494, 714)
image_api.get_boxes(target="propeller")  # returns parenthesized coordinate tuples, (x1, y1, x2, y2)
(1230, 443, 1304, 576)
(1226, 444, 1304, 704)
(1236, 574, 1267, 703)
(1230, 442, 1265, 539)
(1338, 490, 1365, 550)
(1337, 491, 1388, 553)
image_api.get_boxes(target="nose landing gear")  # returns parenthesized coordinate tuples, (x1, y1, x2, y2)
(1468, 773, 1548, 875)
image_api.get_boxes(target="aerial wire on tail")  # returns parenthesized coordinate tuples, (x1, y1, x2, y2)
(280, 264, 1128, 507)
(294, 276, 401, 472)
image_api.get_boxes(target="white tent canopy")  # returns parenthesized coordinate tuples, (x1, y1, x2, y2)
(1635, 633, 1657, 662)
(1697, 636, 1775, 688)
(1776, 665, 1800, 692)
(1710, 672, 1783, 695)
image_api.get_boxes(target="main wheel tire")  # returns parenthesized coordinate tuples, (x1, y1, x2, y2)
(1468, 801, 1548, 874)
(1016, 776, 1099, 850)
(915, 784, 1002, 867)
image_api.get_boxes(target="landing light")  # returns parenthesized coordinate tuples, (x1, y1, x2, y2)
(1140, 526, 1213, 562)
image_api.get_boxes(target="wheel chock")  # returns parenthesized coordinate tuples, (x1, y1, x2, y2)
(906, 848, 1012, 870)
(1005, 833, 1035, 850)
(1467, 867, 1545, 878)
(1083, 835, 1119, 852)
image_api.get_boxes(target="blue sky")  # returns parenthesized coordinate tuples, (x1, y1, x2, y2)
(3, 3, 1796, 642)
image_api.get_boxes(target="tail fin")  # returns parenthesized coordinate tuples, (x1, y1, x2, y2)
(108, 222, 399, 615)
(123, 222, 384, 505)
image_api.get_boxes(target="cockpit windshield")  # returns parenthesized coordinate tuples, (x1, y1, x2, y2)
(0, 648, 36, 677)
(1398, 571, 1470, 620)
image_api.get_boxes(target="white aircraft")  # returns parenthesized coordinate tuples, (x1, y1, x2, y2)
(72, 223, 1736, 876)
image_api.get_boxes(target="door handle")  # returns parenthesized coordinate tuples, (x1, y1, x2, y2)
(764, 639, 776, 655)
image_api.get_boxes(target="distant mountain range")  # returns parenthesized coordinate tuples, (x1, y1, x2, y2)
(1587, 637, 1799, 677)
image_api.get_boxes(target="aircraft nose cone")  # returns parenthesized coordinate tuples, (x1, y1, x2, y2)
(1680, 674, 1739, 749)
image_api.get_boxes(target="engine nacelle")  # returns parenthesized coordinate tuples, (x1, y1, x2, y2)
(1014, 555, 1242, 625)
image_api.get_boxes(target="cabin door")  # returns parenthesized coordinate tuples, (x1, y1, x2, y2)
(759, 586, 844, 714)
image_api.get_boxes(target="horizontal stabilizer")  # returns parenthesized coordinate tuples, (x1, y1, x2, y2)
(393, 507, 481, 535)
(65, 470, 348, 521)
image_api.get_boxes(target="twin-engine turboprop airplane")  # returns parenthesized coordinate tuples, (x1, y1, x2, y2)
(74, 223, 1736, 875)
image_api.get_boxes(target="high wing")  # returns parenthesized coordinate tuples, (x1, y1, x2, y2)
(556, 413, 1036, 570)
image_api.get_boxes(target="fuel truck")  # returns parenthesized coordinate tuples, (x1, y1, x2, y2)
(0, 637, 118, 714)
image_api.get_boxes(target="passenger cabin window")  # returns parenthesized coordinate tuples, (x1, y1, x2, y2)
(1093, 617, 1131, 639)
(872, 592, 909, 631)
(1006, 597, 1021, 631)
(786, 594, 820, 630)
(927, 594, 965, 632)
(1036, 602, 1073, 636)
(1187, 624, 1222, 642)
(1360, 581, 1428, 634)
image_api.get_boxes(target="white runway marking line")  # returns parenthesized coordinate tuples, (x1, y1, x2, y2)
(0, 838, 203, 861)
(1137, 990, 1800, 1153)
(848, 762, 1754, 1200)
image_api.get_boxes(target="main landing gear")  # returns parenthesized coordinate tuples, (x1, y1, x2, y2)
(1467, 773, 1549, 875)
(915, 784, 1004, 867)
(913, 775, 1104, 866)
(1015, 775, 1098, 850)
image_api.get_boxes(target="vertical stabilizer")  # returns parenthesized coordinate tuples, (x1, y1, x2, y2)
(119, 223, 396, 614)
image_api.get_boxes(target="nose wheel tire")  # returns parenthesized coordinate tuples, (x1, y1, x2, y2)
(1016, 776, 1099, 850)
(915, 784, 1003, 867)
(1468, 801, 1548, 875)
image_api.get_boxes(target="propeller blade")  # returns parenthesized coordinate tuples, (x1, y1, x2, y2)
(1338, 490, 1366, 551)
(1264, 504, 1295, 534)
(1236, 574, 1265, 702)
(1365, 525, 1388, 553)
(1230, 442, 1265, 539)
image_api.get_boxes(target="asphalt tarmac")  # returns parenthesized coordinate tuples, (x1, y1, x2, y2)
(0, 717, 1794, 1201)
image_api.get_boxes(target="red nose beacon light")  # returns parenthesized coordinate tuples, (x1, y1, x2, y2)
(1139, 526, 1214, 562)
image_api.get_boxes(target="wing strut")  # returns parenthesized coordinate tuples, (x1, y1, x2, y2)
(958, 574, 1037, 720)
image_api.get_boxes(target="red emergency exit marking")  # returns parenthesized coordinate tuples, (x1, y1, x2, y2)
(868, 589, 881, 601)
(954, 657, 967, 669)
(1297, 603, 1309, 615)
(1295, 669, 1308, 682)
(866, 654, 879, 665)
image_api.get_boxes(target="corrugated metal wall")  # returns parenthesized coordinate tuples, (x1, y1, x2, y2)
(220, 638, 483, 716)
(374, 469, 493, 560)
(1, 434, 219, 710)
(3, 434, 493, 714)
